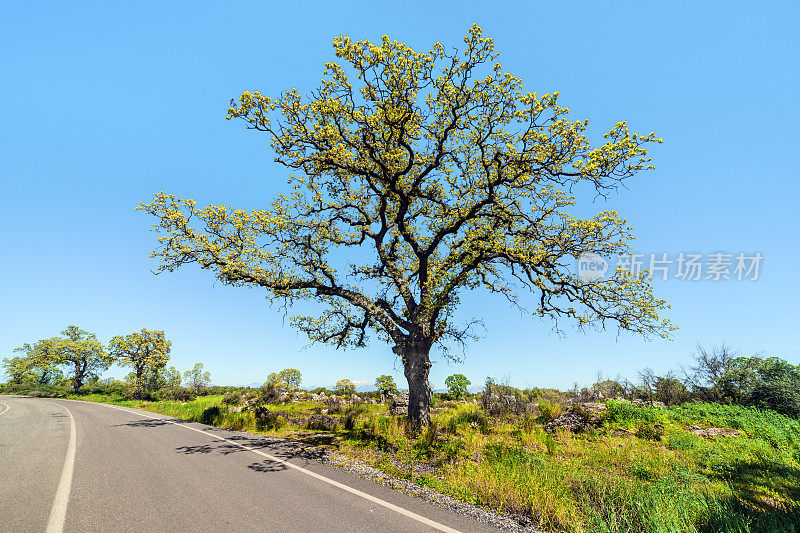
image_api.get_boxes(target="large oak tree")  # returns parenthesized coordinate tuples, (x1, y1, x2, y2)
(139, 25, 673, 424)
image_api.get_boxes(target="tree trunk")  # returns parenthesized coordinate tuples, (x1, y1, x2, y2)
(400, 340, 433, 426)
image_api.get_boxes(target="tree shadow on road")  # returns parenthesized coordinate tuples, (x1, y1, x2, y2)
(247, 460, 288, 473)
(113, 418, 173, 428)
(173, 434, 327, 464)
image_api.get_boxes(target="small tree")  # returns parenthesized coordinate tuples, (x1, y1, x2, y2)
(445, 373, 471, 399)
(334, 378, 356, 394)
(683, 344, 737, 402)
(140, 25, 673, 424)
(183, 363, 212, 391)
(277, 368, 302, 390)
(164, 366, 182, 388)
(374, 374, 398, 396)
(653, 372, 690, 405)
(109, 329, 172, 398)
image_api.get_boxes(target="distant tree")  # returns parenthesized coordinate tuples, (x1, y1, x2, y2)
(15, 326, 114, 392)
(683, 344, 738, 402)
(718, 356, 800, 417)
(334, 378, 356, 394)
(445, 373, 471, 398)
(636, 368, 658, 405)
(183, 363, 212, 391)
(109, 329, 172, 398)
(374, 375, 399, 396)
(277, 368, 302, 390)
(266, 372, 280, 388)
(139, 25, 673, 424)
(164, 366, 182, 388)
(653, 372, 690, 405)
(592, 379, 627, 399)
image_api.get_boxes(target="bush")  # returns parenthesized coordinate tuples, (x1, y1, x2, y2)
(443, 404, 490, 434)
(254, 406, 285, 430)
(154, 387, 197, 402)
(538, 400, 563, 422)
(344, 407, 366, 431)
(259, 382, 280, 404)
(222, 391, 242, 405)
(635, 422, 664, 441)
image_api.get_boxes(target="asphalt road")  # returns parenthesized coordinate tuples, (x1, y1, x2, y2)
(0, 395, 501, 533)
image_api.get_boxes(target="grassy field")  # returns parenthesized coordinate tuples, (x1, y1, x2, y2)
(68, 393, 800, 532)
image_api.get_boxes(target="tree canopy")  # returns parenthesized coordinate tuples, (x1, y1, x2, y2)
(109, 329, 171, 398)
(445, 373, 471, 398)
(183, 362, 212, 391)
(139, 24, 673, 423)
(20, 326, 113, 392)
(375, 374, 398, 396)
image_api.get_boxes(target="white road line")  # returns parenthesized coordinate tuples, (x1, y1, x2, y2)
(0, 401, 9, 416)
(102, 403, 460, 533)
(46, 402, 77, 533)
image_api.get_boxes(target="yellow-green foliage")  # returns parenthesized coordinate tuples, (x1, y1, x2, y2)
(538, 399, 563, 422)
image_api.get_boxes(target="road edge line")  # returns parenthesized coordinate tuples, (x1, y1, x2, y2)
(101, 403, 460, 533)
(46, 402, 77, 533)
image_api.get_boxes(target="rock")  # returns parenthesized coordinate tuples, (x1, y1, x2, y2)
(389, 390, 409, 416)
(545, 402, 606, 433)
(306, 414, 339, 431)
(685, 425, 741, 438)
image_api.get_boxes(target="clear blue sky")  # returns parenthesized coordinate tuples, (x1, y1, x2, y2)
(2, 1, 798, 390)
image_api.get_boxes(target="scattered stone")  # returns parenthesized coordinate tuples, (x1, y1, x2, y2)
(306, 414, 339, 431)
(389, 390, 409, 416)
(685, 425, 741, 438)
(545, 402, 606, 433)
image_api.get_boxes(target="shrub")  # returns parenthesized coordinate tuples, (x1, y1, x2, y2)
(443, 404, 490, 434)
(222, 391, 242, 405)
(306, 414, 339, 431)
(344, 407, 366, 431)
(258, 381, 280, 404)
(538, 400, 563, 422)
(253, 406, 285, 430)
(635, 422, 664, 441)
(154, 387, 197, 402)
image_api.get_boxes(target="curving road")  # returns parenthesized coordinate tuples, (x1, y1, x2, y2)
(0, 395, 500, 533)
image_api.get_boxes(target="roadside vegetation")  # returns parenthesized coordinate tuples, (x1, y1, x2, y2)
(3, 343, 799, 532)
